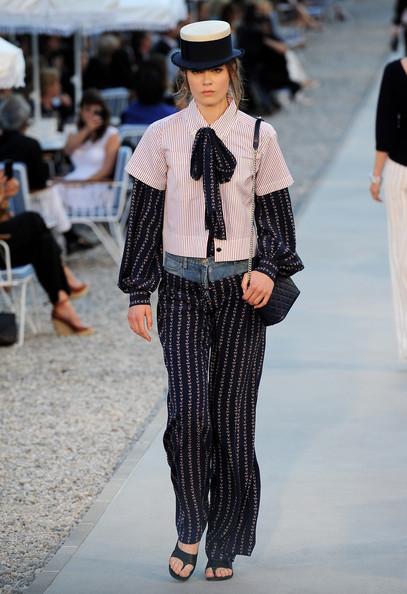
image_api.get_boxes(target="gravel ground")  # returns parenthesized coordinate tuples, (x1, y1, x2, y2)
(0, 2, 390, 592)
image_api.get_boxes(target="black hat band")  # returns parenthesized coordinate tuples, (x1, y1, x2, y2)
(180, 35, 233, 65)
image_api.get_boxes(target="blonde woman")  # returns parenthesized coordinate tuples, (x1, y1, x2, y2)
(370, 57, 407, 361)
(118, 20, 304, 582)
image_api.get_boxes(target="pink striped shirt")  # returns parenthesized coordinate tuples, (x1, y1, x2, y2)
(125, 97, 294, 262)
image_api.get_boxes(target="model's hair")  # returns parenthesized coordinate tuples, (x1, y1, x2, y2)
(173, 59, 245, 109)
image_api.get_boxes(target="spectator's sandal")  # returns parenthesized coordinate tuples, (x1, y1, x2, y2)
(168, 541, 198, 581)
(51, 298, 94, 337)
(205, 558, 234, 581)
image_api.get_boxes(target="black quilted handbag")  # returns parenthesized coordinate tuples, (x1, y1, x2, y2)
(247, 117, 300, 326)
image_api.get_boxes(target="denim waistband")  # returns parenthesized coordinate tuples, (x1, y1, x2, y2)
(163, 251, 253, 288)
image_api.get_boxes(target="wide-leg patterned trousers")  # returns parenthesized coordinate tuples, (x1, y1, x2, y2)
(156, 253, 266, 561)
(383, 158, 407, 360)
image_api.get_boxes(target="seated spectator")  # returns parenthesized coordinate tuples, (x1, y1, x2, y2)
(41, 36, 75, 104)
(0, 170, 93, 336)
(237, 2, 304, 112)
(0, 94, 93, 254)
(121, 57, 178, 125)
(131, 31, 153, 70)
(288, 0, 323, 31)
(152, 27, 179, 57)
(258, 0, 317, 91)
(56, 89, 121, 213)
(40, 67, 73, 126)
(83, 34, 133, 90)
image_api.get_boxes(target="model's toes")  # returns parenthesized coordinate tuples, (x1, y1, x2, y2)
(179, 563, 193, 577)
(169, 557, 183, 575)
(215, 567, 232, 578)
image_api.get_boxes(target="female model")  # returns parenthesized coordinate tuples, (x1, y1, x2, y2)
(370, 57, 407, 361)
(118, 20, 304, 581)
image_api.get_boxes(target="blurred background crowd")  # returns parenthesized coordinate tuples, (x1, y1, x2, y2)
(0, 0, 404, 344)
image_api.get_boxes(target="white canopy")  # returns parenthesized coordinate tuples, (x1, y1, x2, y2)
(0, 37, 25, 88)
(0, 0, 187, 35)
(0, 0, 187, 120)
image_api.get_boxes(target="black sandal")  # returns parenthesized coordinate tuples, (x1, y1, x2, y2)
(205, 558, 234, 581)
(168, 541, 198, 581)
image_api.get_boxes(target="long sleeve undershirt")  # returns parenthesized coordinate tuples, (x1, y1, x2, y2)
(118, 178, 304, 306)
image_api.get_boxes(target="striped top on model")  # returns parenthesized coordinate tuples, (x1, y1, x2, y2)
(119, 97, 304, 306)
(125, 97, 294, 262)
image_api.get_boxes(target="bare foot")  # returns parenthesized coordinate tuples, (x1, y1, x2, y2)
(169, 540, 200, 578)
(53, 298, 86, 328)
(63, 265, 86, 291)
(205, 564, 233, 579)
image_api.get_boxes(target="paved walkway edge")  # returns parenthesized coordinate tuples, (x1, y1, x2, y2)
(24, 395, 168, 594)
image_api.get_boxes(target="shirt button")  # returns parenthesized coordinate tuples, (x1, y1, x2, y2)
(216, 247, 222, 252)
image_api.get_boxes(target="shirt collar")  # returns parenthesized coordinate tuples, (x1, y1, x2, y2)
(185, 95, 238, 141)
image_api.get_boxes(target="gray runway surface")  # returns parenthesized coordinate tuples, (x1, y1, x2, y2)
(0, 3, 395, 592)
(26, 61, 407, 594)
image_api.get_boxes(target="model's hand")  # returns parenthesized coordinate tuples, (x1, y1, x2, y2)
(128, 304, 153, 341)
(369, 181, 382, 202)
(241, 271, 275, 308)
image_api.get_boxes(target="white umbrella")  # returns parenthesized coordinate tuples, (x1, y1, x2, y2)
(0, 37, 25, 89)
(0, 0, 187, 34)
(0, 0, 187, 118)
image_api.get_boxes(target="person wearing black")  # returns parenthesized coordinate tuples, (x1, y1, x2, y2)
(370, 57, 407, 361)
(83, 34, 134, 90)
(236, 3, 302, 114)
(118, 20, 304, 582)
(0, 94, 94, 254)
(0, 171, 93, 336)
(121, 57, 177, 126)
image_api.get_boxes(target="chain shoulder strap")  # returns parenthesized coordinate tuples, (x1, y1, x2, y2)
(247, 116, 262, 284)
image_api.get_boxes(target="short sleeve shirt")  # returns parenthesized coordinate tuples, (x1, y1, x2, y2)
(126, 97, 293, 262)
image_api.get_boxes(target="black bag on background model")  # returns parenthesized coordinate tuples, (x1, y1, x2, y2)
(0, 312, 18, 346)
(247, 117, 301, 326)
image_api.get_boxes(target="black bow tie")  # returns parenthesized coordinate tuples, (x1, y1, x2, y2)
(190, 126, 237, 240)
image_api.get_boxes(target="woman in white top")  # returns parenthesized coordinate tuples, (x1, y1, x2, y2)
(118, 20, 304, 583)
(58, 90, 120, 213)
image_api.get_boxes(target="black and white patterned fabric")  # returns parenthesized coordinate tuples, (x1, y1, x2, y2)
(190, 126, 237, 241)
(117, 179, 304, 306)
(157, 266, 266, 560)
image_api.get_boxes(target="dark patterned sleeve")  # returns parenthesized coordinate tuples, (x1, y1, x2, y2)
(254, 187, 305, 281)
(117, 178, 165, 306)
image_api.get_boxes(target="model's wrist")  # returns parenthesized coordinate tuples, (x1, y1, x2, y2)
(369, 173, 382, 185)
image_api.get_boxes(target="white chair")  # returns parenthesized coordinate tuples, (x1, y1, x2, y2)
(100, 87, 130, 125)
(118, 124, 148, 151)
(64, 145, 132, 264)
(0, 162, 40, 346)
(0, 241, 39, 347)
(0, 161, 30, 215)
(118, 125, 147, 227)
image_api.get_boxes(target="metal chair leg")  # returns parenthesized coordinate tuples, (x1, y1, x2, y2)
(18, 281, 27, 346)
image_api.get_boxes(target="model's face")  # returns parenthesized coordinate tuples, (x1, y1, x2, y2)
(186, 65, 230, 108)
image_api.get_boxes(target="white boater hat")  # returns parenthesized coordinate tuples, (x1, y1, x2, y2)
(171, 20, 244, 70)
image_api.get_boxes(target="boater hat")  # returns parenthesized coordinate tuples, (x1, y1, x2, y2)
(171, 20, 244, 71)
